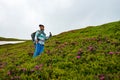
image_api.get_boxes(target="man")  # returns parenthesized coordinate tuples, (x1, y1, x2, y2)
(33, 24, 52, 58)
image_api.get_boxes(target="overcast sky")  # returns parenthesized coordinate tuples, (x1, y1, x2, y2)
(0, 0, 120, 39)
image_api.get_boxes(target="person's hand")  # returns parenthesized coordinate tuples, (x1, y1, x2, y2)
(49, 32, 52, 37)
(36, 40, 39, 43)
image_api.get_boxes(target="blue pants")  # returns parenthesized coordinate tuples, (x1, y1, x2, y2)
(33, 43, 44, 58)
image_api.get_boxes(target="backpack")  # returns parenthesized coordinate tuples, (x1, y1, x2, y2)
(31, 30, 42, 42)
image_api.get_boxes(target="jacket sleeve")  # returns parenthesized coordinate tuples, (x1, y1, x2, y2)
(35, 31, 39, 41)
(45, 33, 52, 40)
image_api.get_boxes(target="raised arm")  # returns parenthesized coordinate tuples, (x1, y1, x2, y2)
(45, 32, 52, 40)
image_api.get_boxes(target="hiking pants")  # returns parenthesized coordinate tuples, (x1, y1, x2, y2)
(33, 43, 44, 58)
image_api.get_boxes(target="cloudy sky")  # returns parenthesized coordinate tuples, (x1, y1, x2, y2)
(0, 0, 120, 39)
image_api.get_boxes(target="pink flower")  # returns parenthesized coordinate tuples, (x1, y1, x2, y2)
(88, 46, 94, 51)
(76, 56, 81, 59)
(7, 71, 11, 76)
(109, 52, 114, 55)
(35, 65, 39, 70)
(78, 51, 81, 55)
(35, 64, 43, 70)
(99, 74, 105, 80)
(100, 76, 105, 80)
(39, 64, 43, 67)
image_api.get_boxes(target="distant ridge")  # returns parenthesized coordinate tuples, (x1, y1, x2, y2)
(0, 37, 25, 41)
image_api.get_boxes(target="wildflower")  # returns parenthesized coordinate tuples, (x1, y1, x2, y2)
(76, 56, 81, 59)
(77, 48, 83, 56)
(99, 74, 105, 80)
(35, 65, 39, 70)
(78, 51, 81, 55)
(39, 64, 43, 70)
(39, 64, 43, 67)
(88, 46, 94, 52)
(7, 71, 11, 76)
(109, 52, 114, 55)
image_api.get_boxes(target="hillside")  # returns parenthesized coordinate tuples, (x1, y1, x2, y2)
(0, 21, 120, 80)
(0, 37, 24, 41)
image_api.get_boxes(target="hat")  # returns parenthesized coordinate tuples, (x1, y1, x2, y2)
(39, 24, 44, 27)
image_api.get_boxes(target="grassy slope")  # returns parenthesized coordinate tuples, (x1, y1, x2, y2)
(0, 37, 24, 41)
(0, 21, 120, 80)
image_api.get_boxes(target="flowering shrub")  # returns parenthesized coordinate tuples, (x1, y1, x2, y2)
(0, 21, 120, 80)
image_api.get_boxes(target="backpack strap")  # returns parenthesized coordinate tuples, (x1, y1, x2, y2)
(36, 30, 42, 39)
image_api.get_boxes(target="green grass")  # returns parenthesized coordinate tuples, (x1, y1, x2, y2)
(0, 37, 25, 41)
(0, 21, 120, 80)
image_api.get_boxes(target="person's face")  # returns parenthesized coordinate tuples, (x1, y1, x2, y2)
(40, 26, 44, 30)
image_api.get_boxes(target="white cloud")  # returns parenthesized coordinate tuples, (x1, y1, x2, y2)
(0, 0, 27, 6)
(0, 0, 120, 39)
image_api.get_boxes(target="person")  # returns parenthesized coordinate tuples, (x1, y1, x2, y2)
(33, 24, 52, 58)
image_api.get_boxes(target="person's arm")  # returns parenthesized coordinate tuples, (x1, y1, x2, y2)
(35, 31, 39, 43)
(45, 32, 52, 40)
